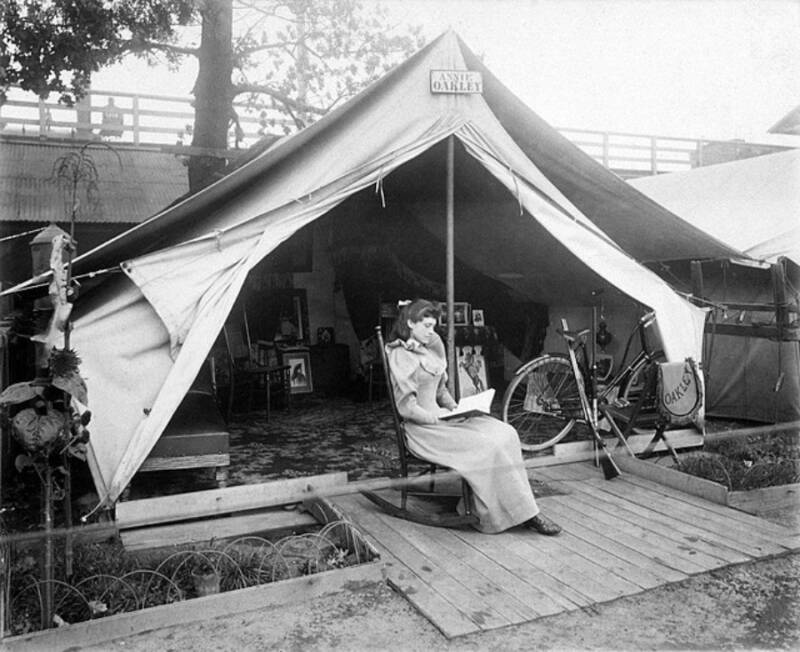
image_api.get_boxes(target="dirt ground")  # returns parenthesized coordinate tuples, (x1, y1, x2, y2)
(78, 550, 798, 652)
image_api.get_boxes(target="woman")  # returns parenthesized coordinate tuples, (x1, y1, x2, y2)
(386, 298, 561, 535)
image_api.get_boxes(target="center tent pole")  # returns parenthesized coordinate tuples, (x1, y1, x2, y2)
(446, 135, 457, 397)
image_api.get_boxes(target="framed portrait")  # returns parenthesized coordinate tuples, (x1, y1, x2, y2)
(438, 302, 471, 327)
(284, 350, 313, 394)
(472, 309, 485, 327)
(457, 345, 489, 398)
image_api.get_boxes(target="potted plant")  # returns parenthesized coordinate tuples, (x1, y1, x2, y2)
(191, 560, 220, 597)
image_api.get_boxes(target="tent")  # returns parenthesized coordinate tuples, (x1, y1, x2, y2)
(630, 151, 800, 422)
(630, 149, 800, 266)
(5, 32, 737, 506)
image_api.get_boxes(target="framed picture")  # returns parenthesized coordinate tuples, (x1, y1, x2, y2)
(438, 302, 471, 327)
(457, 345, 489, 398)
(284, 350, 313, 394)
(316, 326, 335, 345)
(472, 309, 485, 327)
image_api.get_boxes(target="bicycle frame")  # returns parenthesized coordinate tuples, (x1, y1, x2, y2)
(501, 310, 660, 454)
(567, 311, 658, 407)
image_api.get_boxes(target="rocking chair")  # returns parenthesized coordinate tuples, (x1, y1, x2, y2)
(360, 325, 478, 528)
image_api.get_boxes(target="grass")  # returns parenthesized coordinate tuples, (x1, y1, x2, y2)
(676, 430, 800, 491)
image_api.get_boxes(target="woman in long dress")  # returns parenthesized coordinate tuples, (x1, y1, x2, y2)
(386, 299, 561, 535)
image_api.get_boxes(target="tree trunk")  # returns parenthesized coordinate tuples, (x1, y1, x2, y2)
(188, 0, 234, 192)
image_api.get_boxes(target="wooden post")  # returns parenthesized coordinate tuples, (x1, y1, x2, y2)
(694, 140, 704, 167)
(132, 95, 140, 145)
(650, 136, 658, 175)
(42, 464, 53, 629)
(772, 261, 788, 334)
(446, 136, 456, 397)
(690, 260, 705, 301)
(38, 97, 47, 135)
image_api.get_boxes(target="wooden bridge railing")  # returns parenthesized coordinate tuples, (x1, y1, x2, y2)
(0, 86, 793, 174)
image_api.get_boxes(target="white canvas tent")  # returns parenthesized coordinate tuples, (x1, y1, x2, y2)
(630, 150, 800, 422)
(630, 149, 800, 266)
(5, 32, 734, 506)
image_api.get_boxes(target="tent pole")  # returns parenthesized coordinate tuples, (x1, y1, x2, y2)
(446, 135, 457, 397)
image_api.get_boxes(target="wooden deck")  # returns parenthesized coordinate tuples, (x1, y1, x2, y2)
(332, 461, 800, 639)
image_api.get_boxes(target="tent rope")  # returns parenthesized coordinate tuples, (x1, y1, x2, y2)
(505, 164, 523, 216)
(374, 169, 387, 208)
(0, 226, 47, 243)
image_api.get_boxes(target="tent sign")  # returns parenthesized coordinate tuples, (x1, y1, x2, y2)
(430, 70, 483, 94)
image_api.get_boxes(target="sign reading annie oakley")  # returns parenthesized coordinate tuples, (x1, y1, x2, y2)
(430, 70, 483, 94)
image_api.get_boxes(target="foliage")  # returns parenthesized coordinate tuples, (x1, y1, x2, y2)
(0, 0, 195, 105)
(677, 431, 800, 490)
(6, 521, 374, 635)
(50, 143, 123, 224)
(0, 348, 90, 464)
(1, 0, 425, 189)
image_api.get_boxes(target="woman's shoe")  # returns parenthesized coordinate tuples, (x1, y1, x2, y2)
(526, 514, 562, 535)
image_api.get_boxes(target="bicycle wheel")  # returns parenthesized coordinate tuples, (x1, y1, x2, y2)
(618, 350, 666, 406)
(502, 355, 583, 451)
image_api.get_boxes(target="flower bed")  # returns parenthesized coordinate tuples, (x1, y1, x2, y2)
(4, 515, 378, 638)
(615, 426, 800, 528)
(675, 430, 799, 491)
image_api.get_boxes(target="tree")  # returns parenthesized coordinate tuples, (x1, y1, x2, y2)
(1, 0, 424, 190)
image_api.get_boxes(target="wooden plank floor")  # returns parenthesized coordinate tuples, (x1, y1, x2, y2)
(332, 461, 800, 639)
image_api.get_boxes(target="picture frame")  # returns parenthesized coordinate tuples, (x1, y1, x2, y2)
(292, 294, 306, 342)
(438, 302, 470, 327)
(472, 309, 485, 327)
(243, 288, 309, 345)
(284, 350, 313, 394)
(316, 326, 335, 346)
(457, 345, 489, 398)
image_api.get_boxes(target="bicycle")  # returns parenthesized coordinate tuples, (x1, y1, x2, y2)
(502, 310, 664, 452)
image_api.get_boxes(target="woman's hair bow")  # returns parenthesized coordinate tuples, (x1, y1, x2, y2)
(397, 299, 411, 308)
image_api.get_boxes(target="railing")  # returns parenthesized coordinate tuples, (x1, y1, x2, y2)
(556, 127, 793, 177)
(0, 86, 794, 174)
(0, 86, 291, 153)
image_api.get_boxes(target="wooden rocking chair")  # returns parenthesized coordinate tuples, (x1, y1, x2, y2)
(360, 325, 478, 528)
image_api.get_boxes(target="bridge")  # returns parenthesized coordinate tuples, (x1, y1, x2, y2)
(0, 86, 793, 177)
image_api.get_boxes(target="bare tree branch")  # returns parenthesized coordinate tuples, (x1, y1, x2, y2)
(121, 39, 200, 57)
(236, 39, 299, 58)
(232, 82, 327, 115)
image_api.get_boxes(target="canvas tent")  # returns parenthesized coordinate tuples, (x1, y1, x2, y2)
(630, 151, 800, 422)
(630, 149, 800, 266)
(4, 32, 737, 507)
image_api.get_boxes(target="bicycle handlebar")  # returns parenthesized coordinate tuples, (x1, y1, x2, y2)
(639, 311, 656, 327)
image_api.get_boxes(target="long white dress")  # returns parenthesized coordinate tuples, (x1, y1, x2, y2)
(387, 333, 540, 533)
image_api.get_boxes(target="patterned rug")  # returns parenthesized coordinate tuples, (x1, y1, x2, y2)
(229, 395, 399, 483)
(127, 395, 565, 500)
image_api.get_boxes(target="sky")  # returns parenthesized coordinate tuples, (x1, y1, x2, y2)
(94, 0, 800, 145)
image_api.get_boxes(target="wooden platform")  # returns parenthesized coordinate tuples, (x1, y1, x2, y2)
(332, 461, 800, 639)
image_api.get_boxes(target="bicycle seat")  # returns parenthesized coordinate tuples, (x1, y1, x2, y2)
(560, 328, 590, 344)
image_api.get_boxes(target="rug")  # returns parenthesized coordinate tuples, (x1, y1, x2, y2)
(127, 396, 566, 499)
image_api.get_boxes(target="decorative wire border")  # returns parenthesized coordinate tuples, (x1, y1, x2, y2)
(4, 519, 374, 635)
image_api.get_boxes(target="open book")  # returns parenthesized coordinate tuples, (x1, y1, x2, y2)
(441, 388, 495, 420)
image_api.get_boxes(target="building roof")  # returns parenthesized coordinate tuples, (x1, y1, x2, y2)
(0, 136, 189, 223)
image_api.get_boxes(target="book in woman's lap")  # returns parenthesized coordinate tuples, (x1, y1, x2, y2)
(441, 389, 495, 420)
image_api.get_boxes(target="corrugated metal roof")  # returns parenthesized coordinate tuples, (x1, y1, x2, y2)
(0, 137, 189, 223)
